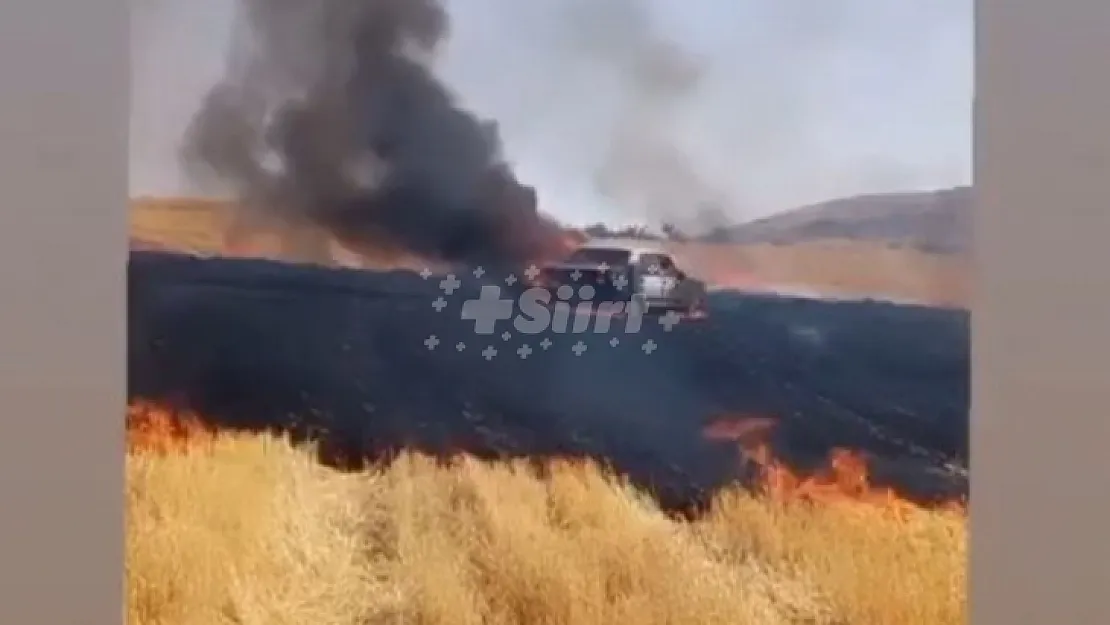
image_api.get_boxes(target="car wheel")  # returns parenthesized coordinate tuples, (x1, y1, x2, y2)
(686, 295, 706, 319)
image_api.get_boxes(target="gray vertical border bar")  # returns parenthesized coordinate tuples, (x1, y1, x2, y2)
(3, 0, 1110, 621)
(975, 0, 1110, 622)
(0, 0, 127, 622)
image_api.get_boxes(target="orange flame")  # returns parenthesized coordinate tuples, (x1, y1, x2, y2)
(704, 414, 967, 516)
(126, 401, 215, 455)
(125, 403, 966, 516)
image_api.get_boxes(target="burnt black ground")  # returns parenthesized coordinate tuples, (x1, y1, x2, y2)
(128, 251, 970, 513)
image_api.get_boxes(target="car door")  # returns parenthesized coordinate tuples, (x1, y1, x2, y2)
(655, 255, 681, 303)
(637, 253, 667, 301)
(634, 254, 674, 304)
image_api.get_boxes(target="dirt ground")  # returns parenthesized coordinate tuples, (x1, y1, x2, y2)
(129, 249, 969, 511)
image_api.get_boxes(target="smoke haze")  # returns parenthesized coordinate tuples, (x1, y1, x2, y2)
(155, 0, 970, 245)
(433, 0, 970, 230)
(182, 0, 567, 265)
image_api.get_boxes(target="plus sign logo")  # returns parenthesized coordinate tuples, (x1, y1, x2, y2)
(461, 285, 514, 335)
(420, 265, 680, 359)
(459, 281, 653, 336)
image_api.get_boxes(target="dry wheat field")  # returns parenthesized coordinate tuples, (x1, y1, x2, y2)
(125, 405, 966, 625)
(129, 197, 970, 307)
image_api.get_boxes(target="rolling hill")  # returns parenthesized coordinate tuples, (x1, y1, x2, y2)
(704, 186, 972, 254)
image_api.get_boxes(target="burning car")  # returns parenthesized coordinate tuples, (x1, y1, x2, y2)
(528, 238, 709, 318)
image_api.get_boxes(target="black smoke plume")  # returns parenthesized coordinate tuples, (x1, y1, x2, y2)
(180, 0, 566, 266)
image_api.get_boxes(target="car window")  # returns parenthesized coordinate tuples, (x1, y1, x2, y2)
(638, 253, 676, 275)
(564, 248, 631, 267)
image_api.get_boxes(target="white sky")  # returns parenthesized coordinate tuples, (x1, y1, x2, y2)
(130, 0, 972, 226)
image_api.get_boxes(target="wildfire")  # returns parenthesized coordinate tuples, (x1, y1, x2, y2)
(126, 401, 215, 455)
(703, 414, 967, 516)
(125, 403, 966, 516)
(562, 228, 588, 249)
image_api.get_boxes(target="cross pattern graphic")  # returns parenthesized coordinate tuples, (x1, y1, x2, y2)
(473, 266, 486, 279)
(517, 344, 533, 359)
(432, 297, 448, 312)
(505, 274, 518, 286)
(481, 345, 498, 361)
(642, 339, 658, 355)
(424, 335, 440, 350)
(596, 262, 610, 283)
(524, 265, 541, 281)
(440, 274, 461, 295)
(609, 337, 619, 347)
(539, 338, 553, 350)
(612, 274, 628, 291)
(456, 342, 466, 352)
(460, 285, 514, 334)
(419, 267, 432, 279)
(571, 341, 588, 356)
(570, 269, 583, 282)
(659, 310, 682, 331)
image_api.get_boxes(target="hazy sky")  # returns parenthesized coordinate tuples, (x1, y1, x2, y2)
(130, 0, 972, 226)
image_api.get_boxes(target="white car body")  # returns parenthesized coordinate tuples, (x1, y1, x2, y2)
(535, 238, 709, 315)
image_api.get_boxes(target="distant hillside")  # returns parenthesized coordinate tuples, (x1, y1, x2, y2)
(704, 186, 972, 254)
